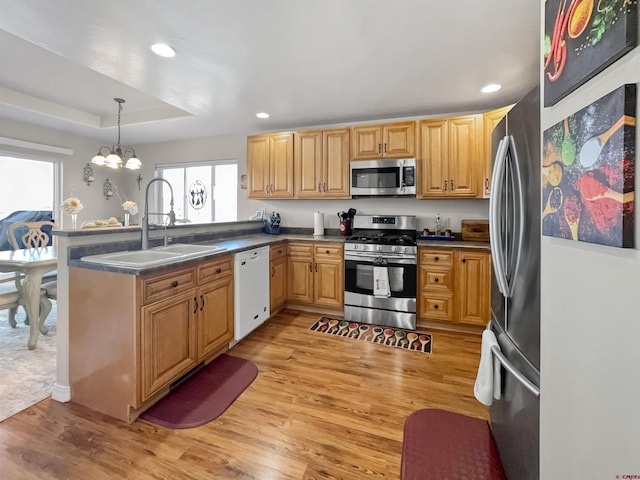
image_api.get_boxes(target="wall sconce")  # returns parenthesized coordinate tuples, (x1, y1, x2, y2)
(103, 178, 114, 200)
(83, 163, 95, 186)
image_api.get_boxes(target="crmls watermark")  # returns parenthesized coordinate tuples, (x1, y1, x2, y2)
(616, 475, 640, 479)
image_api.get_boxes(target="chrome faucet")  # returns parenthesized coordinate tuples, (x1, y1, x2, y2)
(141, 178, 176, 249)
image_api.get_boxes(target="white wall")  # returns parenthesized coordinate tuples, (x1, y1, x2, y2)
(0, 118, 129, 228)
(540, 17, 640, 480)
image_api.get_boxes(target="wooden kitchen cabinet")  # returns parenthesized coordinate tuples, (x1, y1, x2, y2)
(418, 249, 455, 322)
(287, 242, 343, 307)
(69, 254, 234, 422)
(141, 290, 198, 400)
(352, 121, 416, 160)
(247, 132, 294, 199)
(295, 128, 350, 198)
(418, 115, 481, 198)
(456, 250, 491, 326)
(196, 256, 234, 360)
(418, 247, 491, 327)
(270, 242, 287, 314)
(481, 105, 513, 198)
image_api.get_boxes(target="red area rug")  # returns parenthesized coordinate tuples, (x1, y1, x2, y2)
(139, 354, 258, 429)
(310, 317, 432, 354)
(401, 409, 505, 480)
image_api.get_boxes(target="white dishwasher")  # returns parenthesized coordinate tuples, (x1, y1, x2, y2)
(233, 246, 270, 341)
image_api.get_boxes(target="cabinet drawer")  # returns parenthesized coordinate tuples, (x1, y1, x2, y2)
(142, 267, 197, 305)
(198, 255, 233, 283)
(313, 243, 343, 259)
(270, 242, 287, 260)
(419, 249, 454, 266)
(288, 243, 313, 257)
(421, 268, 453, 292)
(419, 293, 454, 321)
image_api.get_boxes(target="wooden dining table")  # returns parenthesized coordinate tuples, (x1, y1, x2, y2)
(0, 247, 57, 349)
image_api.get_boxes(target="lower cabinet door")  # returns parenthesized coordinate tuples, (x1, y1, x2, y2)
(141, 291, 198, 401)
(270, 256, 287, 314)
(314, 259, 343, 307)
(288, 256, 313, 303)
(198, 275, 234, 360)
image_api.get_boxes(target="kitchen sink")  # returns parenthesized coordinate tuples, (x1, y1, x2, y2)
(154, 243, 227, 256)
(80, 243, 227, 268)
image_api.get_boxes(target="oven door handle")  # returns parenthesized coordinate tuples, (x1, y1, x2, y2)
(345, 252, 416, 264)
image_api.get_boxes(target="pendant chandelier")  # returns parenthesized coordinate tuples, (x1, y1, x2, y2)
(91, 98, 142, 170)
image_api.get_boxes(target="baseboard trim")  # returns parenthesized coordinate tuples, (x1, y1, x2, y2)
(51, 383, 71, 402)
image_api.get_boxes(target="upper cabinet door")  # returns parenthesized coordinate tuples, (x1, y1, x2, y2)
(418, 119, 449, 197)
(295, 130, 323, 198)
(352, 122, 416, 160)
(448, 115, 479, 197)
(247, 135, 270, 198)
(323, 128, 350, 198)
(269, 133, 294, 198)
(383, 122, 416, 158)
(352, 125, 383, 160)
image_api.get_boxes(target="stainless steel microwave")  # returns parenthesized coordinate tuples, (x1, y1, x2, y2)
(350, 158, 416, 197)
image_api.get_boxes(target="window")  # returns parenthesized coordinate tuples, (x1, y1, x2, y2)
(0, 155, 57, 220)
(156, 160, 237, 224)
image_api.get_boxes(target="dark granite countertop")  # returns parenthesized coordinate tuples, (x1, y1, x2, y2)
(68, 232, 489, 276)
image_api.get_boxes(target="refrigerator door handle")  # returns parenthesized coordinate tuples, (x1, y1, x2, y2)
(504, 135, 526, 298)
(491, 345, 540, 397)
(489, 136, 510, 297)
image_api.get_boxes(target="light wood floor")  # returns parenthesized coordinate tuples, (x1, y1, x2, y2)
(0, 309, 487, 480)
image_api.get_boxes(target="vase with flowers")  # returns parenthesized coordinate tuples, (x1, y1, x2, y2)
(122, 200, 138, 226)
(61, 197, 84, 229)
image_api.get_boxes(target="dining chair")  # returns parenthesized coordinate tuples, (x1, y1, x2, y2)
(7, 221, 57, 325)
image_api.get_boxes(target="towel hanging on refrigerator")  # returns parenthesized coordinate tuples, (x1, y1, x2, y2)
(373, 266, 391, 298)
(474, 329, 502, 406)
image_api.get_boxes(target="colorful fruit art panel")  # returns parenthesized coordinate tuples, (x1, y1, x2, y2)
(544, 0, 637, 107)
(542, 84, 635, 248)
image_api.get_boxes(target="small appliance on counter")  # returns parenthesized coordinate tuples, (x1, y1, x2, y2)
(262, 211, 281, 234)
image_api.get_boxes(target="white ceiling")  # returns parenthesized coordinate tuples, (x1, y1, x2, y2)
(0, 0, 540, 145)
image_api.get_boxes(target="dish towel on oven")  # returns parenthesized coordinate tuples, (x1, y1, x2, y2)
(474, 329, 502, 405)
(373, 266, 391, 298)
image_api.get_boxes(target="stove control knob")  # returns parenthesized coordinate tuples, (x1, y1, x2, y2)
(391, 246, 398, 252)
(376, 245, 382, 251)
(353, 244, 358, 250)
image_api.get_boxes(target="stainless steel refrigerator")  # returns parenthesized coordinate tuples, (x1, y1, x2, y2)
(489, 86, 541, 480)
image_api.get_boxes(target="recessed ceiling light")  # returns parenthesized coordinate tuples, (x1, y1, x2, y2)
(151, 43, 176, 58)
(481, 84, 502, 93)
(256, 112, 270, 119)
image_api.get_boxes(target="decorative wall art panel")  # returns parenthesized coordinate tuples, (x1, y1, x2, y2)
(544, 0, 638, 107)
(542, 84, 635, 248)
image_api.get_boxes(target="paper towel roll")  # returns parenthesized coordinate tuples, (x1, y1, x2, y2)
(313, 211, 324, 236)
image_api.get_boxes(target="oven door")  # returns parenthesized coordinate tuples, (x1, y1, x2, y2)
(344, 251, 417, 329)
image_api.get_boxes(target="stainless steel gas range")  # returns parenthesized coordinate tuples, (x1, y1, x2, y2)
(343, 214, 417, 329)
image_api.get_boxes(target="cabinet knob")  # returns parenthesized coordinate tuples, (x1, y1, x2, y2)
(383, 143, 387, 153)
(171, 280, 179, 288)
(272, 266, 275, 277)
(378, 143, 382, 153)
(434, 304, 439, 309)
(325, 250, 330, 254)
(309, 263, 312, 272)
(434, 256, 439, 261)
(277, 249, 282, 254)
(434, 277, 439, 282)
(443, 180, 447, 191)
(485, 178, 489, 191)
(450, 179, 454, 189)
(193, 297, 198, 314)
(215, 267, 222, 273)
(318, 182, 322, 192)
(200, 295, 204, 311)
(461, 258, 466, 263)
